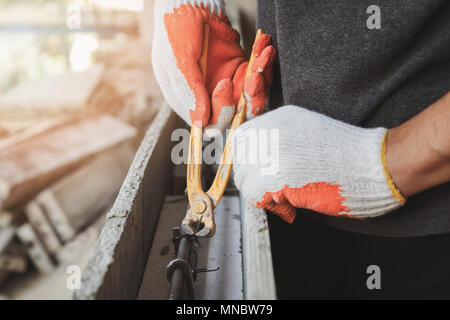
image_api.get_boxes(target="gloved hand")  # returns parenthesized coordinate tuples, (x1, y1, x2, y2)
(232, 105, 407, 223)
(152, 0, 276, 137)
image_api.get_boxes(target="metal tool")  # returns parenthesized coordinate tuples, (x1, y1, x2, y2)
(167, 228, 197, 299)
(182, 27, 265, 238)
(166, 227, 220, 299)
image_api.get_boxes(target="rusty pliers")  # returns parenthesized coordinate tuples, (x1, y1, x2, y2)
(181, 28, 265, 238)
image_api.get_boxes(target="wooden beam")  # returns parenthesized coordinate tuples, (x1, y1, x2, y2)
(0, 225, 21, 283)
(24, 201, 62, 254)
(36, 191, 76, 243)
(30, 142, 135, 244)
(0, 115, 136, 210)
(16, 224, 55, 273)
(0, 229, 27, 273)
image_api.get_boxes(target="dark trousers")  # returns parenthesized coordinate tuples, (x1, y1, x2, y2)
(268, 213, 450, 299)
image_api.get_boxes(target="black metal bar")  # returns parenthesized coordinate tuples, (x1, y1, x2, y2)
(167, 235, 195, 300)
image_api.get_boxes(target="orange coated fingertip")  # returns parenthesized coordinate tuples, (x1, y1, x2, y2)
(252, 33, 272, 57)
(210, 78, 235, 124)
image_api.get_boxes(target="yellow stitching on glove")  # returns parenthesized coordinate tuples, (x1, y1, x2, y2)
(381, 130, 407, 205)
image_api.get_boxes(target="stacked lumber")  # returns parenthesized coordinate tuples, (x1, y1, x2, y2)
(0, 45, 163, 291)
(0, 211, 27, 286)
(0, 0, 165, 294)
(23, 142, 134, 269)
(1, 142, 135, 275)
(0, 117, 136, 281)
(0, 114, 136, 210)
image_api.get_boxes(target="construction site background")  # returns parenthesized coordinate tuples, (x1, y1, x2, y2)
(0, 0, 256, 300)
(0, 0, 161, 299)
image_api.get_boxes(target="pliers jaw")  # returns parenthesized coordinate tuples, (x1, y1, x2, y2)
(181, 196, 216, 238)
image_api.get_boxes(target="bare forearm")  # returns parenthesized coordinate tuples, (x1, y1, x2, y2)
(386, 91, 450, 197)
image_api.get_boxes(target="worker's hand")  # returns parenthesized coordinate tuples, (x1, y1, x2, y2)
(152, 0, 276, 137)
(232, 105, 407, 223)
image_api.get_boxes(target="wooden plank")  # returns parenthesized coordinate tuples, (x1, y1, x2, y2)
(0, 115, 136, 210)
(36, 191, 76, 243)
(73, 104, 179, 300)
(37, 142, 135, 238)
(241, 200, 277, 300)
(0, 226, 16, 282)
(16, 224, 55, 273)
(0, 234, 27, 271)
(0, 226, 27, 282)
(0, 119, 62, 152)
(24, 202, 62, 254)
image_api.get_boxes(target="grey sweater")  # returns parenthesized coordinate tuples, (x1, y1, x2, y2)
(257, 0, 450, 237)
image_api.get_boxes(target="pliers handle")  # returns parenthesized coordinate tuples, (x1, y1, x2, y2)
(182, 27, 265, 238)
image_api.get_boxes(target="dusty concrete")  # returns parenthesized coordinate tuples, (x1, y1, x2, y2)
(73, 104, 179, 300)
(241, 199, 277, 300)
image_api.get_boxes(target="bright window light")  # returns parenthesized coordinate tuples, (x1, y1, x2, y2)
(69, 34, 99, 72)
(90, 0, 144, 12)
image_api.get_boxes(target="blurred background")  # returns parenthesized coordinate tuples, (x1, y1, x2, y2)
(0, 0, 256, 299)
(0, 0, 163, 299)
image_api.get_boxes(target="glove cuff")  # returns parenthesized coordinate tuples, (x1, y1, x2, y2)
(380, 130, 407, 205)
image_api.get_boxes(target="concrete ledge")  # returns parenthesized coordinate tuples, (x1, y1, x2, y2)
(73, 104, 179, 300)
(241, 199, 277, 300)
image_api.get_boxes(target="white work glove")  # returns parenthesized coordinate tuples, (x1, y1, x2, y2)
(232, 105, 406, 223)
(152, 0, 276, 138)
